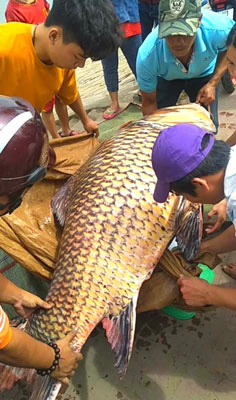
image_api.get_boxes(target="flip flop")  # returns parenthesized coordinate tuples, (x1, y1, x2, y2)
(58, 130, 79, 137)
(103, 107, 121, 120)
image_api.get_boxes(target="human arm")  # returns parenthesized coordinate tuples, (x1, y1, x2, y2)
(0, 325, 82, 383)
(204, 199, 227, 234)
(0, 273, 51, 318)
(69, 95, 99, 136)
(226, 130, 236, 147)
(141, 90, 157, 116)
(177, 275, 236, 310)
(57, 70, 98, 136)
(201, 224, 236, 254)
(196, 51, 227, 106)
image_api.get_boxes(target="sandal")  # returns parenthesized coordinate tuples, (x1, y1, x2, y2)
(58, 130, 79, 137)
(103, 107, 121, 120)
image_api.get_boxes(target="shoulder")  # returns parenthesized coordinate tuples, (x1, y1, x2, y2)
(224, 146, 236, 199)
(138, 27, 162, 62)
(201, 10, 234, 31)
(0, 23, 32, 53)
(0, 22, 31, 35)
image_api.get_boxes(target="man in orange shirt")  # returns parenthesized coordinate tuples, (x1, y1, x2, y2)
(5, 0, 81, 138)
(0, 0, 122, 137)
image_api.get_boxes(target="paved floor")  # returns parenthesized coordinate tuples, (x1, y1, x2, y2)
(1, 55, 236, 400)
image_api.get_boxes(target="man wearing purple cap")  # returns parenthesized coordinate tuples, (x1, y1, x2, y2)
(152, 123, 236, 310)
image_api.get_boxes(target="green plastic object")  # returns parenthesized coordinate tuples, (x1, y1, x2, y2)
(161, 264, 215, 320)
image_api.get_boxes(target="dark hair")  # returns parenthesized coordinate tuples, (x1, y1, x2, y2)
(170, 135, 231, 196)
(45, 0, 123, 61)
(226, 23, 236, 48)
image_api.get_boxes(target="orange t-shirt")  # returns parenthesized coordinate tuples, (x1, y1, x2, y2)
(0, 22, 78, 112)
(0, 306, 12, 349)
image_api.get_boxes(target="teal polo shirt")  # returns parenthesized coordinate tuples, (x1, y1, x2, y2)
(137, 10, 235, 93)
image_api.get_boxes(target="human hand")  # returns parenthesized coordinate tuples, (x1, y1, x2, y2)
(177, 275, 212, 306)
(51, 331, 83, 384)
(83, 117, 99, 137)
(196, 82, 216, 106)
(13, 290, 52, 319)
(205, 199, 227, 234)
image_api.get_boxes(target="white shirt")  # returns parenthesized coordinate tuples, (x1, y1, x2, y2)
(224, 145, 236, 233)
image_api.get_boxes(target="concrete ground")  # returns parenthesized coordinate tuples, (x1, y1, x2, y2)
(1, 54, 236, 400)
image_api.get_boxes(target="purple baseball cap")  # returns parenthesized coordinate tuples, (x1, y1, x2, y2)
(152, 124, 215, 203)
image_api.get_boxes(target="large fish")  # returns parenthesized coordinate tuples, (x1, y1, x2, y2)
(0, 104, 214, 399)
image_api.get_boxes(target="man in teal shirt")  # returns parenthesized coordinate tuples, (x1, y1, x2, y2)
(137, 0, 234, 130)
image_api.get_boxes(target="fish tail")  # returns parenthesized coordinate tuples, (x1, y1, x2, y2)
(29, 376, 61, 400)
(175, 198, 203, 261)
(102, 296, 137, 379)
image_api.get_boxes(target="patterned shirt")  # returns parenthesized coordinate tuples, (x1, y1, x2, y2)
(224, 145, 236, 233)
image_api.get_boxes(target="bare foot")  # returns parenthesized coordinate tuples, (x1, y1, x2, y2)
(222, 264, 236, 280)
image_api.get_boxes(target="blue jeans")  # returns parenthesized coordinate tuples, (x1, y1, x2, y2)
(138, 1, 159, 41)
(156, 75, 219, 131)
(102, 34, 142, 93)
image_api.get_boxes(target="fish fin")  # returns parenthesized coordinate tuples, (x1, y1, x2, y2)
(29, 376, 61, 400)
(175, 197, 203, 261)
(102, 296, 138, 379)
(51, 177, 73, 228)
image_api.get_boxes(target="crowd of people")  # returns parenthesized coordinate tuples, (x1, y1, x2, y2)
(0, 0, 236, 390)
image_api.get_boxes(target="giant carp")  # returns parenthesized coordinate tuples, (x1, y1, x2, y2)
(0, 104, 215, 399)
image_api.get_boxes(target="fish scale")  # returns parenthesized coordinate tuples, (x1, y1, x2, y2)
(28, 127, 178, 347)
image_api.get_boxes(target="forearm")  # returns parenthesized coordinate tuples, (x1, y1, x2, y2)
(0, 328, 54, 369)
(208, 51, 227, 87)
(141, 90, 157, 116)
(0, 274, 22, 304)
(226, 130, 236, 147)
(201, 224, 236, 254)
(69, 94, 89, 125)
(207, 285, 236, 310)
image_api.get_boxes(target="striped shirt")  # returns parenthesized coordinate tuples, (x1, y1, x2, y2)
(0, 306, 12, 349)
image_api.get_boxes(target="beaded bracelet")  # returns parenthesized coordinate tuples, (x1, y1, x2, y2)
(37, 341, 61, 376)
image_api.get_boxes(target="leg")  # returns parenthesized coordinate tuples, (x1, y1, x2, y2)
(55, 97, 72, 137)
(41, 111, 59, 139)
(150, 3, 159, 28)
(41, 96, 59, 139)
(121, 34, 142, 78)
(156, 78, 183, 108)
(101, 51, 121, 118)
(185, 75, 219, 131)
(138, 1, 154, 41)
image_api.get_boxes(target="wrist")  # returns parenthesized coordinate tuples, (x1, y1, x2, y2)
(81, 115, 90, 125)
(205, 284, 217, 305)
(208, 78, 218, 88)
(8, 287, 24, 306)
(37, 342, 60, 375)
